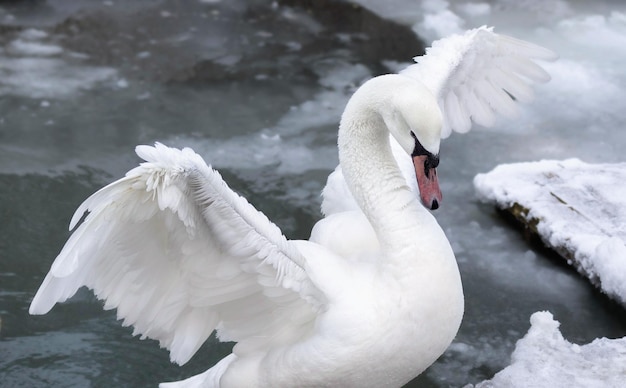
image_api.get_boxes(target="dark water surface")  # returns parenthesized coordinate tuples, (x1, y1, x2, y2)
(1, 1, 626, 387)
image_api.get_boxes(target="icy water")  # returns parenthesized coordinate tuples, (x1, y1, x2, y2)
(2, 0, 626, 387)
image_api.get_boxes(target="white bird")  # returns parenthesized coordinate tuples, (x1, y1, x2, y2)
(29, 27, 556, 387)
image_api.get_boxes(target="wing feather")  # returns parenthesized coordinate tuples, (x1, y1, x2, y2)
(490, 66, 534, 103)
(464, 86, 496, 127)
(30, 143, 325, 365)
(400, 26, 557, 137)
(445, 90, 471, 133)
(496, 55, 551, 83)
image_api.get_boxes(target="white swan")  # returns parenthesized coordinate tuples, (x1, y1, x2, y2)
(29, 27, 555, 387)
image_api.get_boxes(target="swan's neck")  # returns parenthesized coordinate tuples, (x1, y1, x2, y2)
(338, 105, 434, 252)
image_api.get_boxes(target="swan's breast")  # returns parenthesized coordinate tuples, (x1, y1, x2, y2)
(309, 210, 379, 262)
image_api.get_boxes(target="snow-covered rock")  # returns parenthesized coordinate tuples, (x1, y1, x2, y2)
(474, 159, 626, 306)
(468, 311, 626, 388)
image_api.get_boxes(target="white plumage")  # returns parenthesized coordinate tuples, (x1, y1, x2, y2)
(32, 143, 322, 367)
(30, 27, 555, 387)
(401, 26, 557, 137)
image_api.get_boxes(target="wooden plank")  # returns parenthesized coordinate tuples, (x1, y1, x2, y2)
(474, 159, 626, 306)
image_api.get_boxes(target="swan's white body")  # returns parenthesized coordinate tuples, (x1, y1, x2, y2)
(29, 27, 556, 387)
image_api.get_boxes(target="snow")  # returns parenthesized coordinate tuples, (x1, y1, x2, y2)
(474, 159, 626, 305)
(413, 0, 466, 42)
(9, 40, 63, 56)
(468, 311, 626, 388)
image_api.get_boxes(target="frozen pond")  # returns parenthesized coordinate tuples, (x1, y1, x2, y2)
(1, 0, 626, 386)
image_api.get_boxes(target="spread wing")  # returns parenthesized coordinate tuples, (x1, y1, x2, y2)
(30, 143, 325, 365)
(400, 26, 558, 138)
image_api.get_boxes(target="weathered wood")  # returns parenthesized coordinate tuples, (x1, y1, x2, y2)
(475, 159, 626, 306)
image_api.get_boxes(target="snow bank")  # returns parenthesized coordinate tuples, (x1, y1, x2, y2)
(469, 311, 626, 388)
(474, 159, 626, 305)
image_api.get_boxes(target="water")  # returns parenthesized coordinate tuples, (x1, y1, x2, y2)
(1, 0, 626, 387)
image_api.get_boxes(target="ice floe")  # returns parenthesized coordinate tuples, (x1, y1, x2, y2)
(0, 28, 116, 98)
(469, 311, 626, 388)
(474, 159, 626, 306)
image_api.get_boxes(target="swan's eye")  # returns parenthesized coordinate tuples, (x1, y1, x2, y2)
(410, 131, 440, 175)
(429, 154, 439, 168)
(423, 155, 438, 177)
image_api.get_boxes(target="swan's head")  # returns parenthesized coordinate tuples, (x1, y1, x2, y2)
(380, 75, 443, 210)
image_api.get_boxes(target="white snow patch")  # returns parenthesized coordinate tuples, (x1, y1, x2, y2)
(413, 0, 465, 42)
(555, 11, 626, 54)
(474, 159, 626, 305)
(470, 311, 626, 388)
(594, 238, 626, 304)
(9, 40, 63, 56)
